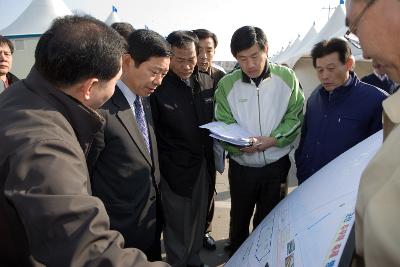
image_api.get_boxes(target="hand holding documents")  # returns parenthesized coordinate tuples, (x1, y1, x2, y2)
(199, 121, 254, 147)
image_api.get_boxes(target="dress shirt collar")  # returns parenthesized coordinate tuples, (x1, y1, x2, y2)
(373, 71, 388, 82)
(117, 80, 137, 107)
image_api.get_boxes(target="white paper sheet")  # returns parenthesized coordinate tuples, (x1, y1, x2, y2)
(225, 130, 383, 267)
(200, 121, 254, 146)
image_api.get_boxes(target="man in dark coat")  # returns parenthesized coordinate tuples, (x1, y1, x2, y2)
(0, 15, 168, 267)
(192, 28, 225, 251)
(87, 29, 172, 261)
(150, 30, 213, 267)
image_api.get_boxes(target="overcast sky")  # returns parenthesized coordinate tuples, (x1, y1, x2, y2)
(0, 0, 346, 60)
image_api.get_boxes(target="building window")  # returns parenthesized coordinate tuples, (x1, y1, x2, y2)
(14, 40, 25, 51)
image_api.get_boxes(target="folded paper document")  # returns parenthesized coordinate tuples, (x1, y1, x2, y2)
(200, 121, 254, 147)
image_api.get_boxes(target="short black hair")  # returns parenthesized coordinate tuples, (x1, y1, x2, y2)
(127, 29, 172, 66)
(311, 38, 352, 68)
(166, 30, 199, 50)
(230, 26, 267, 57)
(0, 35, 14, 54)
(111, 22, 135, 41)
(35, 15, 125, 88)
(192, 29, 218, 48)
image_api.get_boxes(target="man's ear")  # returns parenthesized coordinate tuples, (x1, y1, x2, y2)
(82, 77, 99, 101)
(345, 55, 355, 71)
(264, 42, 269, 57)
(122, 53, 132, 68)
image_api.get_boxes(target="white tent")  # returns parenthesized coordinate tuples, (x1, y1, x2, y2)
(272, 42, 293, 63)
(1, 0, 71, 37)
(105, 6, 121, 26)
(0, 0, 72, 78)
(274, 36, 301, 65)
(278, 24, 317, 67)
(283, 6, 347, 69)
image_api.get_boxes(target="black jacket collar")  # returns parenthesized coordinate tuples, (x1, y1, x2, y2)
(24, 68, 104, 152)
(165, 70, 201, 92)
(6, 72, 19, 85)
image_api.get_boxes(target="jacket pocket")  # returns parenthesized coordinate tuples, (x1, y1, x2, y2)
(337, 114, 363, 130)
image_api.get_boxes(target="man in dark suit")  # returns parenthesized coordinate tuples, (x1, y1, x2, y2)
(87, 29, 172, 261)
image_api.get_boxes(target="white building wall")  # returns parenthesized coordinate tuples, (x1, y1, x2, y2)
(11, 37, 38, 79)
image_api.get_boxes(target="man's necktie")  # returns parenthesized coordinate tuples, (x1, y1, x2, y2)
(134, 95, 150, 153)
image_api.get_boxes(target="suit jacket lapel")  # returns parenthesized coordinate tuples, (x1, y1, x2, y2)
(113, 87, 153, 165)
(143, 97, 158, 168)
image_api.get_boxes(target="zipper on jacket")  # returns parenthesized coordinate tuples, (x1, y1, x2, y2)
(257, 87, 267, 165)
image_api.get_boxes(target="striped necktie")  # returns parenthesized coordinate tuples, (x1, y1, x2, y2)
(134, 95, 150, 153)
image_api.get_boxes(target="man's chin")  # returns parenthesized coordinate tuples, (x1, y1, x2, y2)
(384, 67, 400, 83)
(0, 69, 9, 76)
(145, 89, 155, 96)
(244, 70, 263, 79)
(180, 74, 192, 80)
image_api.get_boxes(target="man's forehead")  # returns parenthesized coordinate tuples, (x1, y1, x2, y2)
(199, 37, 215, 47)
(172, 45, 196, 57)
(0, 43, 11, 52)
(145, 56, 170, 66)
(316, 52, 342, 65)
(237, 46, 262, 57)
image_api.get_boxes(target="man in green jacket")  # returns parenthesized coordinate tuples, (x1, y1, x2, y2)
(214, 26, 304, 255)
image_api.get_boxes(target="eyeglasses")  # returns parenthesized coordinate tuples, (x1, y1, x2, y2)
(344, 0, 376, 49)
(344, 30, 361, 49)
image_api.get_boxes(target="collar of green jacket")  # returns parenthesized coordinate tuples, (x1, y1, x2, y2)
(241, 60, 271, 85)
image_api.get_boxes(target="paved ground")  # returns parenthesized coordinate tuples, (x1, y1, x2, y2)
(163, 156, 299, 266)
(199, 153, 299, 266)
(161, 165, 231, 267)
(199, 168, 231, 267)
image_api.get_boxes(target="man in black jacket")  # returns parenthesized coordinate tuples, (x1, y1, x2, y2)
(87, 29, 172, 261)
(0, 35, 19, 93)
(150, 30, 212, 267)
(192, 28, 225, 251)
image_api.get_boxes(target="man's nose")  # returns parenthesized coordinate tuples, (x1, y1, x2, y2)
(153, 74, 163, 86)
(247, 59, 256, 68)
(321, 71, 329, 80)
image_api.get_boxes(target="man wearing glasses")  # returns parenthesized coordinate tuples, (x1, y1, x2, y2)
(0, 35, 18, 93)
(346, 0, 400, 266)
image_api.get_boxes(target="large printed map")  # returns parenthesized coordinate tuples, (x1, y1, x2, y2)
(226, 131, 382, 267)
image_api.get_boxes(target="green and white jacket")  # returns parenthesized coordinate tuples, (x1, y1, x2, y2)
(214, 61, 304, 167)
